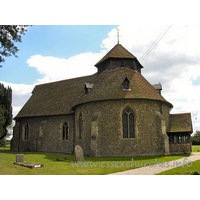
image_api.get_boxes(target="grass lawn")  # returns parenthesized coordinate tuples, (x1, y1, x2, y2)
(158, 160, 200, 175)
(157, 145, 200, 175)
(0, 146, 189, 175)
(192, 145, 200, 152)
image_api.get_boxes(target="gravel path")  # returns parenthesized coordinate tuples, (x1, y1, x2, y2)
(108, 153, 200, 175)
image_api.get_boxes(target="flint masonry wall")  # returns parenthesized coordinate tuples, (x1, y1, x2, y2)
(12, 99, 172, 157)
(169, 143, 191, 155)
(75, 99, 170, 157)
(12, 114, 75, 153)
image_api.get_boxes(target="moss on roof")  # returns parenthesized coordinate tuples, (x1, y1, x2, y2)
(168, 113, 193, 133)
(15, 74, 97, 118)
(95, 44, 138, 66)
(76, 68, 172, 107)
(15, 68, 172, 119)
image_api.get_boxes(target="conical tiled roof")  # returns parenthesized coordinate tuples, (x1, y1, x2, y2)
(15, 44, 172, 119)
(15, 68, 172, 119)
(95, 44, 137, 66)
(75, 68, 172, 108)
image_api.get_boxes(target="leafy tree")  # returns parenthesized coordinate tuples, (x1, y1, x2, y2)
(0, 105, 5, 134)
(0, 105, 6, 146)
(0, 25, 29, 67)
(0, 83, 12, 142)
(191, 131, 200, 145)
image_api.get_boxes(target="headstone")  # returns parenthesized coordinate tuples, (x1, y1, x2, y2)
(16, 154, 24, 162)
(75, 145, 85, 162)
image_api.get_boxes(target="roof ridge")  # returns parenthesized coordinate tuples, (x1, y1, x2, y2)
(35, 73, 98, 88)
(170, 113, 191, 115)
(95, 44, 136, 66)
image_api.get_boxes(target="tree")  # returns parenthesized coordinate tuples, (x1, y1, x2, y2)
(0, 83, 12, 142)
(191, 131, 200, 145)
(0, 105, 5, 136)
(0, 25, 29, 67)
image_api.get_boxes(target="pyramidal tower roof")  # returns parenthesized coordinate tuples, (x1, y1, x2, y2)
(95, 44, 137, 66)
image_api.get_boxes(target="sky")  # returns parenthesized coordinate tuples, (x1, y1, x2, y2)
(1, 25, 200, 134)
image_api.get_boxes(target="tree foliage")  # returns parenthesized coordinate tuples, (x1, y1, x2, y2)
(0, 83, 12, 142)
(0, 25, 29, 67)
(191, 131, 200, 145)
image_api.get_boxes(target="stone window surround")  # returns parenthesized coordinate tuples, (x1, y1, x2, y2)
(62, 121, 69, 140)
(119, 103, 138, 140)
(75, 110, 84, 141)
(59, 120, 69, 141)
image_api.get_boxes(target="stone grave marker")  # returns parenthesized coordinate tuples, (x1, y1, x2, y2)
(16, 154, 24, 162)
(75, 145, 85, 162)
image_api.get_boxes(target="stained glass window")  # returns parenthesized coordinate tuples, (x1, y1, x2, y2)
(129, 113, 135, 138)
(123, 113, 128, 138)
(63, 122, 68, 140)
(122, 106, 135, 138)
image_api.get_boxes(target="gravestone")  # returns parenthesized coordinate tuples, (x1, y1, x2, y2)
(75, 145, 85, 162)
(16, 154, 24, 162)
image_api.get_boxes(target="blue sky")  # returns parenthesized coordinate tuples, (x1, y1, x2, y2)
(0, 25, 118, 84)
(1, 25, 200, 134)
(1, 1, 200, 194)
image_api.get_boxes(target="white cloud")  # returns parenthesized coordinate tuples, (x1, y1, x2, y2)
(101, 25, 200, 132)
(3, 25, 200, 133)
(26, 52, 104, 84)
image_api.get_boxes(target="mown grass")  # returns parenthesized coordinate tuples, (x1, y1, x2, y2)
(0, 146, 189, 175)
(157, 145, 200, 175)
(192, 145, 200, 152)
(158, 160, 200, 175)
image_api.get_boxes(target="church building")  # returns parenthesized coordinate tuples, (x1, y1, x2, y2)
(11, 43, 193, 157)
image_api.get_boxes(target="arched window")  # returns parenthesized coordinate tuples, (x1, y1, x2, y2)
(122, 106, 135, 138)
(62, 122, 68, 140)
(24, 124, 29, 141)
(79, 112, 83, 140)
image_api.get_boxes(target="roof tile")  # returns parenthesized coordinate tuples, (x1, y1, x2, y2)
(95, 44, 136, 66)
(168, 113, 193, 133)
(15, 68, 172, 119)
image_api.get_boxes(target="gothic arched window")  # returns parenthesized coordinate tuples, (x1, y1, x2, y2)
(79, 113, 83, 140)
(122, 106, 135, 138)
(24, 124, 29, 141)
(62, 122, 68, 140)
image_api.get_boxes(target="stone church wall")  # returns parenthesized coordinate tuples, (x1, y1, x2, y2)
(74, 99, 170, 157)
(12, 99, 174, 157)
(169, 143, 191, 155)
(11, 114, 75, 154)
